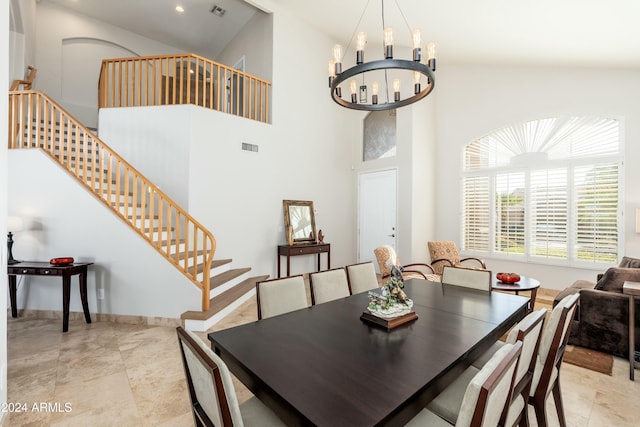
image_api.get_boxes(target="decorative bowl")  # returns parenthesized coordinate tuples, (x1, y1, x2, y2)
(50, 257, 74, 266)
(496, 272, 520, 283)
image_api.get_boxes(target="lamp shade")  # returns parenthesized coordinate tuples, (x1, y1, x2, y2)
(7, 216, 24, 232)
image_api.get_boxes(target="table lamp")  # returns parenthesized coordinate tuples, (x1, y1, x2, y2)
(7, 216, 24, 265)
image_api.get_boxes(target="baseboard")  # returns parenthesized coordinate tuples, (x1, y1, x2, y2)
(6, 309, 181, 327)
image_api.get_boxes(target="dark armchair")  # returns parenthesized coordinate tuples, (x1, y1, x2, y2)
(553, 257, 640, 357)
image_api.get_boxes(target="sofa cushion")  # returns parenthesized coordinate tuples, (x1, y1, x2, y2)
(618, 256, 640, 268)
(553, 280, 594, 306)
(594, 267, 640, 293)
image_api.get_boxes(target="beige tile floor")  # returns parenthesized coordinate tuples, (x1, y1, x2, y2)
(4, 294, 640, 427)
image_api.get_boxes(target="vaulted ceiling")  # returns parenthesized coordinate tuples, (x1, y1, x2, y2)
(46, 0, 640, 68)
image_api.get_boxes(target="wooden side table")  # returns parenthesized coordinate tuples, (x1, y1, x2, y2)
(623, 281, 640, 380)
(491, 275, 540, 314)
(277, 243, 330, 277)
(8, 261, 94, 332)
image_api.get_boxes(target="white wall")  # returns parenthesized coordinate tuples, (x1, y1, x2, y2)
(9, 0, 36, 83)
(409, 99, 437, 262)
(99, 5, 359, 279)
(7, 150, 202, 318)
(216, 10, 273, 82)
(99, 106, 191, 207)
(35, 0, 184, 128)
(2, 0, 9, 416)
(351, 100, 438, 265)
(435, 65, 640, 289)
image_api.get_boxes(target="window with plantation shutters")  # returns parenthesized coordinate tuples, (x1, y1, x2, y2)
(462, 116, 621, 267)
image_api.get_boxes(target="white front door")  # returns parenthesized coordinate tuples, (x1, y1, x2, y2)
(358, 169, 397, 273)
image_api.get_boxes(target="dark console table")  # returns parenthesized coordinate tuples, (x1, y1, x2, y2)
(8, 261, 94, 332)
(277, 243, 330, 277)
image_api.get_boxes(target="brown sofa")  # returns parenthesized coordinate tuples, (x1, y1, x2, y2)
(553, 256, 640, 357)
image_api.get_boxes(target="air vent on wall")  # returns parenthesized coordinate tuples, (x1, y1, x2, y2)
(242, 142, 258, 152)
(211, 5, 226, 17)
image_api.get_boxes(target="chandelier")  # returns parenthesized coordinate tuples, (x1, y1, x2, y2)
(328, 0, 436, 111)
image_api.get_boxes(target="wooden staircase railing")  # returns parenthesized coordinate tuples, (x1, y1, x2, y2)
(10, 66, 37, 91)
(8, 90, 216, 311)
(98, 53, 271, 123)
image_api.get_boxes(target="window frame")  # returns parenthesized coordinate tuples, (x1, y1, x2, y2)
(461, 116, 624, 269)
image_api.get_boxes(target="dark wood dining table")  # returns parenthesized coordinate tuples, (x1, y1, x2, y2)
(208, 279, 529, 426)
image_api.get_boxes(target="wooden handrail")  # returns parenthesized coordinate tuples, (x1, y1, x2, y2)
(8, 90, 216, 311)
(98, 53, 271, 123)
(10, 66, 37, 91)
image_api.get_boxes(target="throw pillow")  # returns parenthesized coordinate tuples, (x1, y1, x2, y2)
(594, 267, 640, 293)
(618, 256, 640, 268)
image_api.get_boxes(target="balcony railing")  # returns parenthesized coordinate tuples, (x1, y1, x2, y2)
(99, 53, 271, 123)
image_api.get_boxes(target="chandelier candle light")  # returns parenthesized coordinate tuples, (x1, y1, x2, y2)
(328, 0, 436, 111)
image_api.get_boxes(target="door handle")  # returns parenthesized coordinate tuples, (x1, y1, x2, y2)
(388, 234, 395, 237)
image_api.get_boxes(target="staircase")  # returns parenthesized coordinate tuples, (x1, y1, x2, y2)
(8, 90, 264, 331)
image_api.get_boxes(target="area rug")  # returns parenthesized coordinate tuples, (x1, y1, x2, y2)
(563, 345, 613, 375)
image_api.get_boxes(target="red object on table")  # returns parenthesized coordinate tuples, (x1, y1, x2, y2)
(50, 257, 74, 266)
(496, 272, 520, 283)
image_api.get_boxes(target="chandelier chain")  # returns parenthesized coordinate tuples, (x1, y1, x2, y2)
(381, 0, 390, 104)
(345, 0, 372, 56)
(394, 0, 414, 38)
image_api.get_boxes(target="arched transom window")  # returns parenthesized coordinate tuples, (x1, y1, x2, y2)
(462, 116, 621, 266)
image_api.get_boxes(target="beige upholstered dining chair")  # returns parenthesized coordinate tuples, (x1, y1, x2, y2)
(528, 293, 579, 427)
(441, 266, 492, 291)
(470, 294, 579, 426)
(345, 261, 380, 294)
(176, 327, 285, 426)
(309, 268, 351, 305)
(374, 245, 440, 282)
(428, 241, 486, 276)
(406, 341, 523, 427)
(256, 275, 308, 319)
(431, 309, 547, 427)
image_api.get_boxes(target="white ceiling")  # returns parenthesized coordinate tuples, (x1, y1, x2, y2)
(46, 0, 640, 68)
(46, 0, 260, 58)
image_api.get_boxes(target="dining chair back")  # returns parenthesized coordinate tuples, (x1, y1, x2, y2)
(442, 266, 492, 291)
(256, 275, 308, 319)
(427, 309, 546, 427)
(374, 245, 440, 281)
(408, 341, 523, 427)
(501, 308, 547, 427)
(345, 261, 380, 294)
(176, 327, 285, 426)
(460, 341, 523, 427)
(309, 268, 351, 304)
(528, 293, 579, 427)
(427, 240, 486, 276)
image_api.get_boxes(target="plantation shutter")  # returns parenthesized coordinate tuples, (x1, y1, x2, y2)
(529, 168, 568, 259)
(574, 163, 619, 263)
(495, 173, 525, 255)
(462, 176, 490, 251)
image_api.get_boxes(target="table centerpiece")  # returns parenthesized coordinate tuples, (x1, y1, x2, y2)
(361, 265, 418, 330)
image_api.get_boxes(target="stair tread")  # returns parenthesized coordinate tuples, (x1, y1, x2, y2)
(142, 226, 173, 232)
(181, 274, 269, 321)
(169, 249, 205, 261)
(211, 267, 252, 289)
(193, 258, 230, 274)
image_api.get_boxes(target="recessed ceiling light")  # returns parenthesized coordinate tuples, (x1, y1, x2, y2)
(175, 5, 184, 13)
